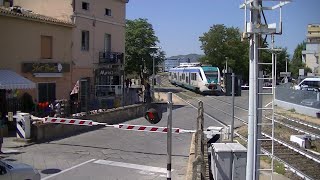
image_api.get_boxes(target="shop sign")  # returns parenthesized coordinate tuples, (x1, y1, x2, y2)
(22, 63, 70, 73)
(97, 68, 122, 76)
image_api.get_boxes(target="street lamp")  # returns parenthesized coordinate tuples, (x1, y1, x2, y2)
(285, 57, 288, 73)
(150, 46, 161, 100)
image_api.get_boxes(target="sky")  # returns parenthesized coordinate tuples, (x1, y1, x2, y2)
(126, 0, 320, 58)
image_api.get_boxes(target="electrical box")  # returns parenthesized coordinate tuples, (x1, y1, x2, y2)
(225, 73, 242, 96)
(211, 143, 247, 180)
(228, 143, 247, 180)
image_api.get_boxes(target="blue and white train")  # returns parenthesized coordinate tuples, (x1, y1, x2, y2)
(168, 63, 221, 94)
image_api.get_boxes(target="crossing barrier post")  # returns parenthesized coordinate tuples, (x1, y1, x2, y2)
(16, 112, 31, 139)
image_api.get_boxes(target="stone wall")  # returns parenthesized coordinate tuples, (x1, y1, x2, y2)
(32, 104, 145, 142)
(32, 103, 166, 142)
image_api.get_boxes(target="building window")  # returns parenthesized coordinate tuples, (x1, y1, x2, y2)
(104, 34, 111, 52)
(82, 2, 89, 10)
(41, 36, 53, 59)
(105, 8, 112, 16)
(81, 31, 89, 51)
(38, 83, 56, 103)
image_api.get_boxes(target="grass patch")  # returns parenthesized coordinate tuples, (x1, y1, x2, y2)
(288, 108, 296, 113)
(274, 161, 286, 175)
(260, 156, 272, 164)
(260, 157, 286, 175)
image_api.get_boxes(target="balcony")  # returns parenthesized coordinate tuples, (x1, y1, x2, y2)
(99, 51, 124, 64)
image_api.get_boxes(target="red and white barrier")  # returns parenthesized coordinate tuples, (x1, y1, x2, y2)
(44, 117, 195, 134)
(45, 117, 93, 126)
(117, 124, 181, 134)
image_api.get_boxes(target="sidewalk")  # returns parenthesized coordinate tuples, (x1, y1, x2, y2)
(2, 136, 33, 149)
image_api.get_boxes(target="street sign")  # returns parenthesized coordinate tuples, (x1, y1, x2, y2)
(280, 72, 291, 77)
(299, 69, 304, 76)
(8, 112, 13, 121)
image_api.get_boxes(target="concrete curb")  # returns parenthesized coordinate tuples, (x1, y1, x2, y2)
(185, 133, 195, 180)
(3, 142, 36, 148)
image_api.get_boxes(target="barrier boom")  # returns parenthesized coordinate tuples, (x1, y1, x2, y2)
(44, 117, 196, 134)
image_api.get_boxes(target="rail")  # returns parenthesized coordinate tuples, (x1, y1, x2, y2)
(235, 132, 314, 180)
(181, 92, 248, 124)
(264, 116, 320, 139)
(262, 132, 320, 164)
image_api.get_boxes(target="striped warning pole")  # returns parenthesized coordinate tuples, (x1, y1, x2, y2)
(15, 113, 31, 139)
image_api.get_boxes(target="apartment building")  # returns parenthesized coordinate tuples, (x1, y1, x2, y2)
(302, 24, 320, 75)
(14, 0, 129, 107)
(0, 6, 74, 103)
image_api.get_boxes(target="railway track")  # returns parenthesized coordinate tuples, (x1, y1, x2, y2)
(175, 91, 320, 179)
(158, 74, 320, 179)
(236, 132, 317, 180)
(160, 74, 320, 139)
(206, 95, 320, 140)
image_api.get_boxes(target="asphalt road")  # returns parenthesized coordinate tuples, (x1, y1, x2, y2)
(2, 96, 227, 180)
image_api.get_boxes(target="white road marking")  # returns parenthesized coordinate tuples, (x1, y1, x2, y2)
(41, 159, 96, 180)
(93, 159, 171, 174)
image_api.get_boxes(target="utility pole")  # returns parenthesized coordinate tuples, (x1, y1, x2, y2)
(231, 73, 235, 142)
(246, 1, 260, 180)
(240, 1, 290, 180)
(167, 92, 173, 180)
(150, 46, 161, 101)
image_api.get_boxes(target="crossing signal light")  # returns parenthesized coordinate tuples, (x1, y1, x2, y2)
(145, 108, 162, 124)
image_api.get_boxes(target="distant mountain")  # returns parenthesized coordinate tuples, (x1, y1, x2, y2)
(167, 54, 203, 62)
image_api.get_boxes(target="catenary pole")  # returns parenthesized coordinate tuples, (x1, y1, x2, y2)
(231, 73, 235, 142)
(246, 0, 261, 179)
(167, 92, 173, 180)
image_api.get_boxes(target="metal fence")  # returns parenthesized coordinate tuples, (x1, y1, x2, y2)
(275, 84, 320, 109)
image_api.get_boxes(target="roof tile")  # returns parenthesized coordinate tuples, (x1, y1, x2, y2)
(0, 6, 74, 26)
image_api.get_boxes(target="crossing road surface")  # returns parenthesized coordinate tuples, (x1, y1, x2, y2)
(2, 97, 226, 179)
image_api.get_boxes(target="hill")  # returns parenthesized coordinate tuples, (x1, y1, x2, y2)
(167, 54, 203, 62)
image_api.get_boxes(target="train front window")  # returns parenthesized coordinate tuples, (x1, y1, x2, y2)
(204, 71, 218, 83)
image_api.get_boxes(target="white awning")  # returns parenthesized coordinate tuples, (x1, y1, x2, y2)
(0, 70, 36, 89)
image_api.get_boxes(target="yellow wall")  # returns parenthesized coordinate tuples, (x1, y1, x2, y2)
(14, 0, 127, 82)
(0, 15, 73, 101)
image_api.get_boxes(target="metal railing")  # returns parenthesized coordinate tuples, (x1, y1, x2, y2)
(99, 51, 124, 64)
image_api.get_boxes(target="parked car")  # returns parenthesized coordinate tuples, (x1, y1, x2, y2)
(0, 160, 40, 180)
(301, 99, 320, 108)
(294, 77, 320, 92)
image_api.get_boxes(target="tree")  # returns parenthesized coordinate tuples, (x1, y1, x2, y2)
(125, 18, 165, 83)
(289, 42, 311, 78)
(199, 24, 292, 83)
(199, 24, 249, 82)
